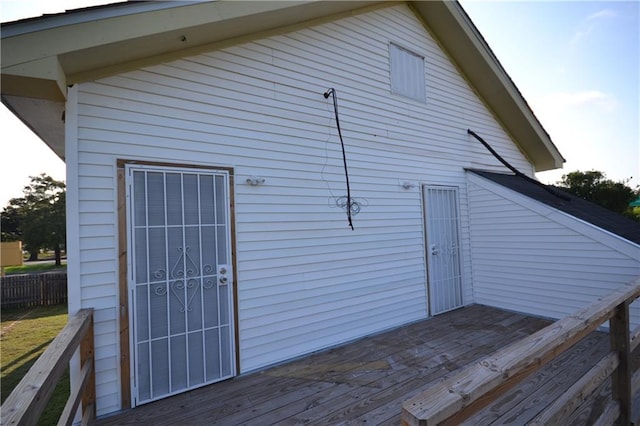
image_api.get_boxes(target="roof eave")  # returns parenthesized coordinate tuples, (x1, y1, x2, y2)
(410, 1, 565, 172)
(1, 0, 565, 171)
(1, 1, 387, 160)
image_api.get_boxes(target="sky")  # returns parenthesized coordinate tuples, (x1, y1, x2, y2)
(460, 0, 639, 189)
(0, 0, 638, 207)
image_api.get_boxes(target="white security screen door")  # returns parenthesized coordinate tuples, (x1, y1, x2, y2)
(126, 165, 235, 405)
(423, 186, 463, 315)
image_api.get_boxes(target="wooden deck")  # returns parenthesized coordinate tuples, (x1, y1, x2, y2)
(97, 304, 610, 425)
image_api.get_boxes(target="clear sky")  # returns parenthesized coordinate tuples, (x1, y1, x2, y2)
(1, 0, 638, 208)
(460, 0, 639, 189)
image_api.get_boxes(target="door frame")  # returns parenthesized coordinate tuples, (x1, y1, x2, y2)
(117, 159, 239, 409)
(421, 184, 464, 316)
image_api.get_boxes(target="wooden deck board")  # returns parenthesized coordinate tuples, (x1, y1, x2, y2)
(463, 332, 610, 425)
(96, 305, 611, 425)
(307, 323, 542, 424)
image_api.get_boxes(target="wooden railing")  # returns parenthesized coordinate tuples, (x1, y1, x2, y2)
(1, 309, 95, 426)
(402, 277, 640, 425)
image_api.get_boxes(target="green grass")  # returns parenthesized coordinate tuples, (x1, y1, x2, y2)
(1, 305, 70, 425)
(4, 263, 67, 275)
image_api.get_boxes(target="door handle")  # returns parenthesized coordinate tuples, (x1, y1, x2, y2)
(218, 265, 230, 285)
(430, 244, 439, 256)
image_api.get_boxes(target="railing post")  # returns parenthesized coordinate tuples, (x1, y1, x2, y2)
(610, 300, 631, 425)
(80, 313, 96, 422)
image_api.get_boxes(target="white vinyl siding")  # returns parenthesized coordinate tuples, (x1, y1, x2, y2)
(70, 4, 533, 415)
(390, 43, 426, 102)
(467, 172, 640, 327)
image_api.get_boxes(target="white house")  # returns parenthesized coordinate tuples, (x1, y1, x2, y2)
(2, 0, 638, 418)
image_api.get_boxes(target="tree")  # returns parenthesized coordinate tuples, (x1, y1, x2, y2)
(557, 170, 639, 221)
(0, 205, 22, 241)
(0, 174, 66, 264)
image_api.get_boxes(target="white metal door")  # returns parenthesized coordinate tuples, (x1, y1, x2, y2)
(423, 186, 463, 315)
(127, 165, 235, 405)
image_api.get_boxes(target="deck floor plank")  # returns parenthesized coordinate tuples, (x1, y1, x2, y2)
(96, 305, 612, 425)
(266, 312, 535, 425)
(305, 320, 544, 425)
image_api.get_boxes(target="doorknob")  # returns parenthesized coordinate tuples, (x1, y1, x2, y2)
(218, 264, 229, 285)
(430, 244, 439, 255)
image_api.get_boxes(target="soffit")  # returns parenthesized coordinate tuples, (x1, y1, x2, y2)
(1, 0, 564, 171)
(3, 1, 384, 85)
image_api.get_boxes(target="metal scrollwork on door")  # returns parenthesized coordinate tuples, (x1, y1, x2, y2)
(170, 247, 198, 279)
(170, 279, 199, 312)
(152, 245, 216, 312)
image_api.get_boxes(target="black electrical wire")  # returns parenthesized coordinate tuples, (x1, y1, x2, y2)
(324, 88, 354, 230)
(467, 129, 570, 201)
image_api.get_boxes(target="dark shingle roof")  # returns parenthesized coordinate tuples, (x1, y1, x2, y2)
(469, 170, 640, 246)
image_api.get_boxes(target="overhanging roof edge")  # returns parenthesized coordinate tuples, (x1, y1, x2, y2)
(411, 1, 565, 171)
(1, 1, 198, 36)
(1, 0, 565, 172)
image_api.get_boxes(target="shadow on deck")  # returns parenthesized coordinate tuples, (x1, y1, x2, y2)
(97, 304, 609, 425)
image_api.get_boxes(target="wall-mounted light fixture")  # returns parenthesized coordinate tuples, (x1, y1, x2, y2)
(401, 181, 416, 190)
(246, 176, 266, 186)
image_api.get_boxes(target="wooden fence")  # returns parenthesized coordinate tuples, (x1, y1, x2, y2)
(0, 309, 95, 426)
(402, 276, 640, 425)
(1, 273, 67, 309)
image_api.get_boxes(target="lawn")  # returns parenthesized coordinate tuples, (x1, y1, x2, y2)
(4, 262, 67, 275)
(1, 304, 69, 425)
